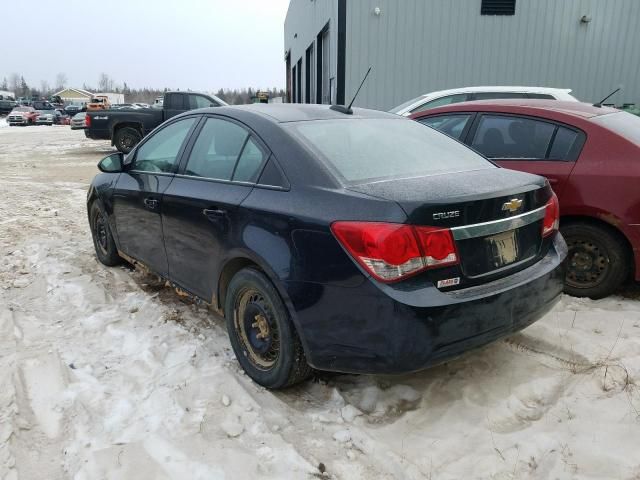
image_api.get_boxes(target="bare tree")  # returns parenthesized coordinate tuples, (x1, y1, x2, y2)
(40, 80, 50, 96)
(0, 77, 7, 91)
(55, 72, 67, 91)
(9, 73, 20, 95)
(97, 73, 114, 92)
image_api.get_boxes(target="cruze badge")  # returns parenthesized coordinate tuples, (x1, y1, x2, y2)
(502, 198, 523, 213)
(433, 210, 460, 220)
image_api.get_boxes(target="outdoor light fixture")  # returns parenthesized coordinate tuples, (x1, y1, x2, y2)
(580, 15, 592, 23)
(374, 7, 381, 16)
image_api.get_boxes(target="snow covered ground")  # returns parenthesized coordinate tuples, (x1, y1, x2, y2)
(1, 126, 639, 480)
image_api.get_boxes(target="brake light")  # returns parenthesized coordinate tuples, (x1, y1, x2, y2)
(542, 193, 560, 237)
(85, 114, 91, 127)
(331, 221, 458, 282)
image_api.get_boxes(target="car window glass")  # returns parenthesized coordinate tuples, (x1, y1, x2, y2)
(133, 117, 196, 173)
(471, 115, 555, 159)
(418, 114, 472, 139)
(528, 93, 555, 99)
(189, 94, 216, 109)
(165, 94, 185, 109)
(473, 92, 528, 100)
(184, 118, 249, 180)
(411, 93, 468, 113)
(233, 137, 266, 182)
(548, 127, 580, 160)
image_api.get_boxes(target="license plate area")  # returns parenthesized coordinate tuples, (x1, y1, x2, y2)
(487, 230, 519, 268)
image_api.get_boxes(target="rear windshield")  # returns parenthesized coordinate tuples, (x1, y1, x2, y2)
(591, 111, 640, 146)
(287, 118, 493, 183)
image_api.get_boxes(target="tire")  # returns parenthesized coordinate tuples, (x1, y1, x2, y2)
(113, 127, 142, 154)
(561, 222, 630, 299)
(225, 268, 311, 389)
(89, 202, 122, 267)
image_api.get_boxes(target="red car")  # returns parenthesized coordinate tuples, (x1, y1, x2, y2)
(411, 100, 640, 298)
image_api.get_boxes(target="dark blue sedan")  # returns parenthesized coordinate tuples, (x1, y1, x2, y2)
(87, 104, 567, 388)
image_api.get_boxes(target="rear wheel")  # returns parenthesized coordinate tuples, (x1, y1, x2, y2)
(562, 222, 629, 299)
(225, 268, 311, 389)
(89, 202, 122, 266)
(113, 127, 142, 154)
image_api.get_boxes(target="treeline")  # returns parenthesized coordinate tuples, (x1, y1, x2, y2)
(1, 72, 284, 105)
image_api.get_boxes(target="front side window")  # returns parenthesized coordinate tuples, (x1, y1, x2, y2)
(471, 115, 555, 159)
(133, 117, 196, 173)
(411, 94, 469, 114)
(418, 114, 472, 139)
(288, 118, 492, 183)
(183, 118, 249, 180)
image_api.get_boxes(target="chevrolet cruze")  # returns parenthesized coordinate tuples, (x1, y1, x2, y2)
(87, 104, 566, 388)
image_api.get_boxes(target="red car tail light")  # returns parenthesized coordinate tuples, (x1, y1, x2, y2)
(542, 193, 560, 238)
(331, 221, 458, 282)
(85, 114, 91, 127)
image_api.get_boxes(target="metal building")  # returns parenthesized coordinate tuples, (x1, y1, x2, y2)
(284, 0, 640, 111)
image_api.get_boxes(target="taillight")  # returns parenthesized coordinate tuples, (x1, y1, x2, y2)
(542, 193, 559, 237)
(331, 221, 458, 282)
(85, 114, 91, 127)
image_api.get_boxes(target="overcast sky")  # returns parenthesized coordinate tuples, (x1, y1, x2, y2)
(1, 0, 290, 92)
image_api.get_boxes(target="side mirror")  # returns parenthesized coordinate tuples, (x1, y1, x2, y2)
(97, 152, 124, 173)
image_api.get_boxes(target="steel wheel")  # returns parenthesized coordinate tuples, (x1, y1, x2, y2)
(566, 237, 610, 289)
(234, 288, 281, 369)
(94, 212, 109, 256)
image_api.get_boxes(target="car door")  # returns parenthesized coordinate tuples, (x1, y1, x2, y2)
(465, 113, 584, 198)
(162, 116, 268, 300)
(112, 116, 199, 275)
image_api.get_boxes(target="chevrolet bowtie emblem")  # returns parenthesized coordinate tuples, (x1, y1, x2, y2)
(502, 198, 523, 213)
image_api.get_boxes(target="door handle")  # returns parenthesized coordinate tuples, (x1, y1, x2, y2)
(144, 198, 159, 209)
(202, 207, 227, 217)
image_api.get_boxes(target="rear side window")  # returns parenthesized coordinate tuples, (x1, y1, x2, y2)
(471, 115, 555, 159)
(472, 92, 528, 100)
(528, 93, 555, 100)
(418, 114, 472, 139)
(184, 118, 248, 180)
(165, 94, 186, 109)
(411, 93, 469, 113)
(288, 118, 492, 183)
(591, 111, 640, 146)
(548, 127, 581, 160)
(233, 138, 266, 182)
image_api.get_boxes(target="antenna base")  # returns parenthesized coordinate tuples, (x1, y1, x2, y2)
(330, 104, 353, 115)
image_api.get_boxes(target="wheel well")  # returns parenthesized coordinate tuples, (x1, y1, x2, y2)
(561, 215, 635, 277)
(217, 258, 262, 313)
(113, 122, 143, 136)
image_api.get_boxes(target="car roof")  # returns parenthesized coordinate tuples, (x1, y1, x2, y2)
(414, 99, 618, 120)
(192, 103, 399, 123)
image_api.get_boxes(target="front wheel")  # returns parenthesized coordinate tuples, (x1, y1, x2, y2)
(89, 202, 122, 267)
(225, 268, 311, 389)
(113, 127, 142, 154)
(562, 222, 630, 299)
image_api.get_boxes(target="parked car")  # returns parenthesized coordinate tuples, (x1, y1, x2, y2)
(411, 99, 640, 298)
(390, 86, 578, 117)
(64, 103, 84, 116)
(87, 95, 110, 111)
(7, 106, 38, 126)
(35, 109, 63, 125)
(85, 91, 227, 153)
(70, 111, 87, 130)
(0, 94, 17, 115)
(87, 104, 566, 388)
(32, 100, 55, 111)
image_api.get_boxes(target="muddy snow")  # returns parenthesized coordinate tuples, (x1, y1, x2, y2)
(1, 125, 639, 480)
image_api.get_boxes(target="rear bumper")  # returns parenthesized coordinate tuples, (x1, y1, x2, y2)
(287, 234, 567, 374)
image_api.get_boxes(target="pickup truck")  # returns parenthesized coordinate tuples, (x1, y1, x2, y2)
(84, 91, 227, 153)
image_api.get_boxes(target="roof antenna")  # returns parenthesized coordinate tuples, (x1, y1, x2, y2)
(330, 66, 372, 114)
(593, 86, 621, 108)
